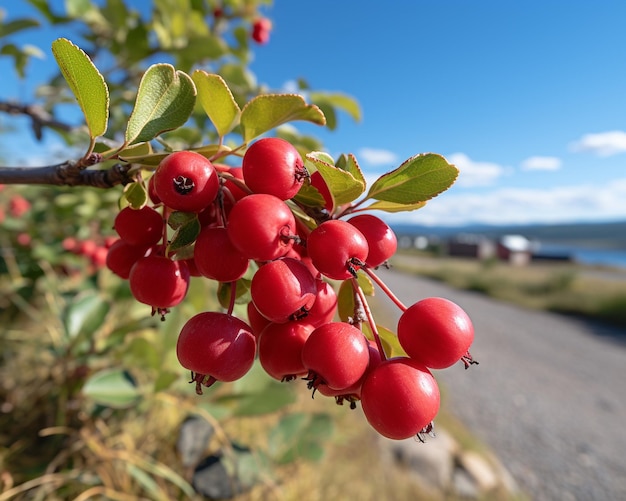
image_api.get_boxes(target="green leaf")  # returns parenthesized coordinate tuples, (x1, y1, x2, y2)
(167, 212, 200, 254)
(0, 18, 40, 38)
(305, 154, 365, 207)
(123, 181, 148, 209)
(217, 278, 251, 309)
(63, 291, 109, 339)
(82, 368, 141, 409)
(154, 371, 179, 393)
(51, 38, 109, 138)
(240, 94, 326, 143)
(125, 64, 196, 145)
(336, 153, 366, 187)
(363, 200, 427, 213)
(192, 71, 241, 137)
(337, 272, 374, 323)
(374, 324, 407, 358)
(309, 91, 362, 123)
(365, 153, 459, 204)
(268, 412, 333, 464)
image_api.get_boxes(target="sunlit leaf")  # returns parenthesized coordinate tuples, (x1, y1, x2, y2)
(363, 200, 427, 213)
(125, 64, 196, 144)
(51, 38, 109, 138)
(192, 70, 241, 137)
(123, 181, 148, 209)
(366, 153, 458, 204)
(305, 154, 365, 206)
(240, 94, 326, 143)
(337, 272, 374, 322)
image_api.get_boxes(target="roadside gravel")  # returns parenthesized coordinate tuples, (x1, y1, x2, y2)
(372, 265, 626, 501)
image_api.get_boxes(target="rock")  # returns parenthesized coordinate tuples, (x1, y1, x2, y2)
(177, 415, 215, 468)
(381, 428, 460, 492)
(456, 450, 499, 492)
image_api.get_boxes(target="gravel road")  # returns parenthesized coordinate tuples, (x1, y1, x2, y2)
(372, 265, 626, 501)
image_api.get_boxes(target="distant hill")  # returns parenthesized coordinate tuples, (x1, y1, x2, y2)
(390, 220, 626, 249)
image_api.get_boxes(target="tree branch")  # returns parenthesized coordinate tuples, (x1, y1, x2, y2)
(0, 100, 74, 140)
(0, 161, 134, 188)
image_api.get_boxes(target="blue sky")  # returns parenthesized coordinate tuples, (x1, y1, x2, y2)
(3, 1, 626, 226)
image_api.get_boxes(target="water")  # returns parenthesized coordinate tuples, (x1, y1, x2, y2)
(534, 242, 626, 270)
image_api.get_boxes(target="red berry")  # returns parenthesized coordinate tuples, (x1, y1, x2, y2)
(258, 321, 314, 381)
(304, 279, 337, 327)
(246, 301, 272, 338)
(227, 194, 297, 261)
(242, 137, 306, 200)
(317, 339, 382, 406)
(176, 312, 256, 392)
(114, 205, 163, 247)
(129, 255, 190, 310)
(397, 297, 474, 369)
(347, 214, 397, 268)
(193, 226, 249, 282)
(106, 239, 150, 279)
(252, 17, 271, 44)
(301, 321, 369, 391)
(360, 357, 440, 440)
(250, 257, 317, 323)
(306, 219, 369, 280)
(153, 151, 219, 212)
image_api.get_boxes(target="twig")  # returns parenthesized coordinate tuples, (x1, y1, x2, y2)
(0, 100, 74, 140)
(0, 161, 134, 188)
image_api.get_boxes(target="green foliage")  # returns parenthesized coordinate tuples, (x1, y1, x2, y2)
(126, 64, 197, 145)
(52, 38, 109, 139)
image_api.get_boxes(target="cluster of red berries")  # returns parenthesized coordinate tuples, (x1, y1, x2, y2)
(104, 137, 476, 441)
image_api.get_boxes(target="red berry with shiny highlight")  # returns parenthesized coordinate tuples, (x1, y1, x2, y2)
(153, 151, 219, 212)
(348, 214, 397, 268)
(307, 219, 369, 280)
(242, 137, 307, 200)
(129, 255, 190, 309)
(361, 357, 440, 440)
(227, 194, 297, 261)
(250, 257, 317, 323)
(114, 206, 163, 247)
(176, 312, 256, 388)
(398, 297, 474, 369)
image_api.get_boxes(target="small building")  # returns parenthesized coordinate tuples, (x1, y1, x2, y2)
(446, 234, 496, 260)
(496, 234, 532, 266)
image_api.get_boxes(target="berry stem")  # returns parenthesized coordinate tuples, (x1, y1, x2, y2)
(363, 267, 408, 312)
(351, 277, 388, 361)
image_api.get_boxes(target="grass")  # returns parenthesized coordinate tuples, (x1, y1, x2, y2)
(390, 251, 626, 328)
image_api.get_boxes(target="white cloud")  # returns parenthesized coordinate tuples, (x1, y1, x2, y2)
(357, 147, 398, 167)
(446, 152, 509, 187)
(569, 130, 626, 157)
(520, 156, 562, 171)
(385, 178, 626, 226)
